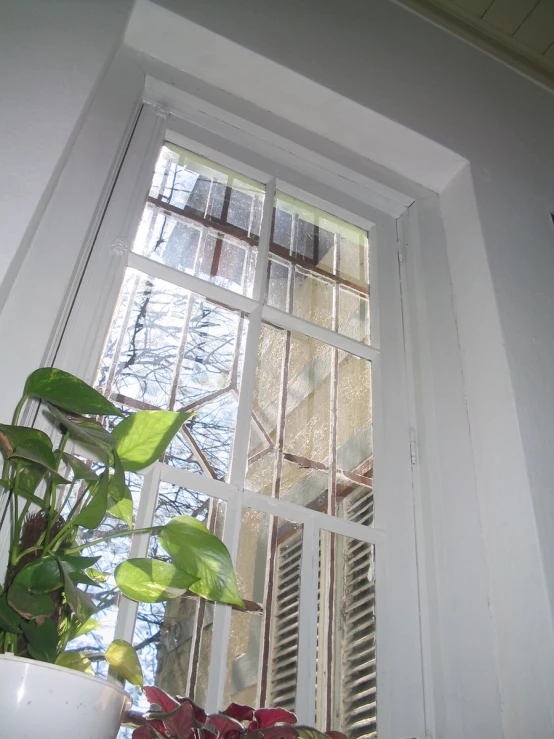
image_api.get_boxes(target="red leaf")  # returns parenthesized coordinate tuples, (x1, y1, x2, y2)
(144, 686, 180, 713)
(224, 704, 255, 723)
(256, 727, 298, 739)
(176, 697, 207, 725)
(164, 700, 199, 739)
(253, 708, 297, 728)
(207, 712, 245, 739)
(132, 727, 156, 739)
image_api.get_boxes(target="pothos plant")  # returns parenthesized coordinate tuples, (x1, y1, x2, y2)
(0, 368, 244, 685)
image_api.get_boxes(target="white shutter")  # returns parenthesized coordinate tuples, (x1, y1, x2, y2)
(269, 532, 303, 710)
(338, 488, 376, 739)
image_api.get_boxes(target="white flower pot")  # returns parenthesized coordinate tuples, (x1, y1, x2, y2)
(0, 653, 130, 739)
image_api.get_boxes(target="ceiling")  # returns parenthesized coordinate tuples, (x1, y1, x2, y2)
(394, 0, 554, 90)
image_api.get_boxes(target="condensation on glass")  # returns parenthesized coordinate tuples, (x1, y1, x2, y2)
(246, 324, 373, 520)
(134, 144, 265, 297)
(98, 269, 247, 481)
(267, 192, 370, 343)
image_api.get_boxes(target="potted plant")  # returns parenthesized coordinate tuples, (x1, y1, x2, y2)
(0, 367, 244, 739)
(124, 688, 348, 739)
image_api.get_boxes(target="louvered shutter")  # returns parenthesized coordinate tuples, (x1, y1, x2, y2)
(338, 488, 376, 739)
(269, 532, 303, 711)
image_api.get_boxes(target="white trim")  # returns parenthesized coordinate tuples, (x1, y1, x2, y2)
(296, 518, 319, 725)
(144, 83, 415, 219)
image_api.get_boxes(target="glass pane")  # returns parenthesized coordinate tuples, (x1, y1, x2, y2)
(128, 486, 225, 717)
(267, 192, 370, 342)
(246, 324, 373, 519)
(133, 143, 265, 297)
(98, 268, 247, 481)
(222, 509, 303, 712)
(319, 522, 376, 737)
(66, 470, 143, 678)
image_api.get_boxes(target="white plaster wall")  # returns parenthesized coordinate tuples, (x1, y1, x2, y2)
(0, 0, 134, 310)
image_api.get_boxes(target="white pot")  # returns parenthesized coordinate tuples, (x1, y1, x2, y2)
(0, 653, 131, 739)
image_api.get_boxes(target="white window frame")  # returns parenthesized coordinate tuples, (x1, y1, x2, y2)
(54, 101, 426, 739)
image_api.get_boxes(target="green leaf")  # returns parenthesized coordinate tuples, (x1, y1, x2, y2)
(114, 558, 198, 603)
(14, 557, 63, 593)
(73, 471, 109, 529)
(105, 639, 143, 686)
(108, 457, 127, 501)
(60, 563, 96, 622)
(25, 368, 123, 417)
(47, 406, 115, 462)
(21, 618, 58, 663)
(10, 443, 70, 483)
(160, 515, 244, 608)
(112, 411, 191, 472)
(7, 582, 55, 620)
(0, 594, 21, 633)
(107, 483, 133, 527)
(55, 650, 95, 675)
(69, 617, 101, 641)
(85, 568, 109, 584)
(0, 425, 53, 457)
(58, 554, 101, 570)
(62, 453, 99, 482)
(19, 463, 47, 498)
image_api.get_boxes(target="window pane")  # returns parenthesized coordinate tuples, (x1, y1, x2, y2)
(129, 486, 225, 718)
(319, 521, 376, 737)
(221, 509, 303, 712)
(267, 192, 370, 342)
(98, 268, 247, 481)
(134, 144, 265, 297)
(246, 324, 373, 518)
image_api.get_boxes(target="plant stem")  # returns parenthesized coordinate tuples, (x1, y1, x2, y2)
(44, 429, 70, 546)
(10, 463, 22, 565)
(11, 394, 28, 426)
(64, 526, 162, 553)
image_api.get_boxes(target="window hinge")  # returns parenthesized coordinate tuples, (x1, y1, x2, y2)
(409, 428, 417, 466)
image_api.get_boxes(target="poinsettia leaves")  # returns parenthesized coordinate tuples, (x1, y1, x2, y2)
(163, 699, 202, 739)
(0, 594, 21, 633)
(254, 709, 297, 728)
(55, 650, 95, 675)
(21, 618, 58, 663)
(223, 704, 254, 723)
(73, 471, 109, 529)
(159, 516, 244, 608)
(7, 582, 55, 620)
(13, 556, 63, 593)
(106, 639, 143, 686)
(112, 411, 191, 472)
(206, 713, 244, 739)
(144, 686, 181, 713)
(115, 559, 198, 603)
(25, 367, 122, 417)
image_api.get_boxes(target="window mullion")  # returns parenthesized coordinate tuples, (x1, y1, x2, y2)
(253, 177, 277, 302)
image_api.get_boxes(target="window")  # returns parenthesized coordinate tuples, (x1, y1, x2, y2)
(56, 104, 424, 738)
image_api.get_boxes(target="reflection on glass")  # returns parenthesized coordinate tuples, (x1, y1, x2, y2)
(246, 324, 373, 518)
(98, 269, 247, 481)
(133, 144, 265, 296)
(266, 192, 370, 342)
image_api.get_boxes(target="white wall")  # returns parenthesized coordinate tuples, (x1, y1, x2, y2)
(2, 0, 554, 737)
(0, 0, 134, 311)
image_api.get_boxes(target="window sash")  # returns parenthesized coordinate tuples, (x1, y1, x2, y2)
(53, 103, 425, 737)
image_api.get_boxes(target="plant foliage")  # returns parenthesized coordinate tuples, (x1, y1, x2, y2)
(0, 368, 244, 685)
